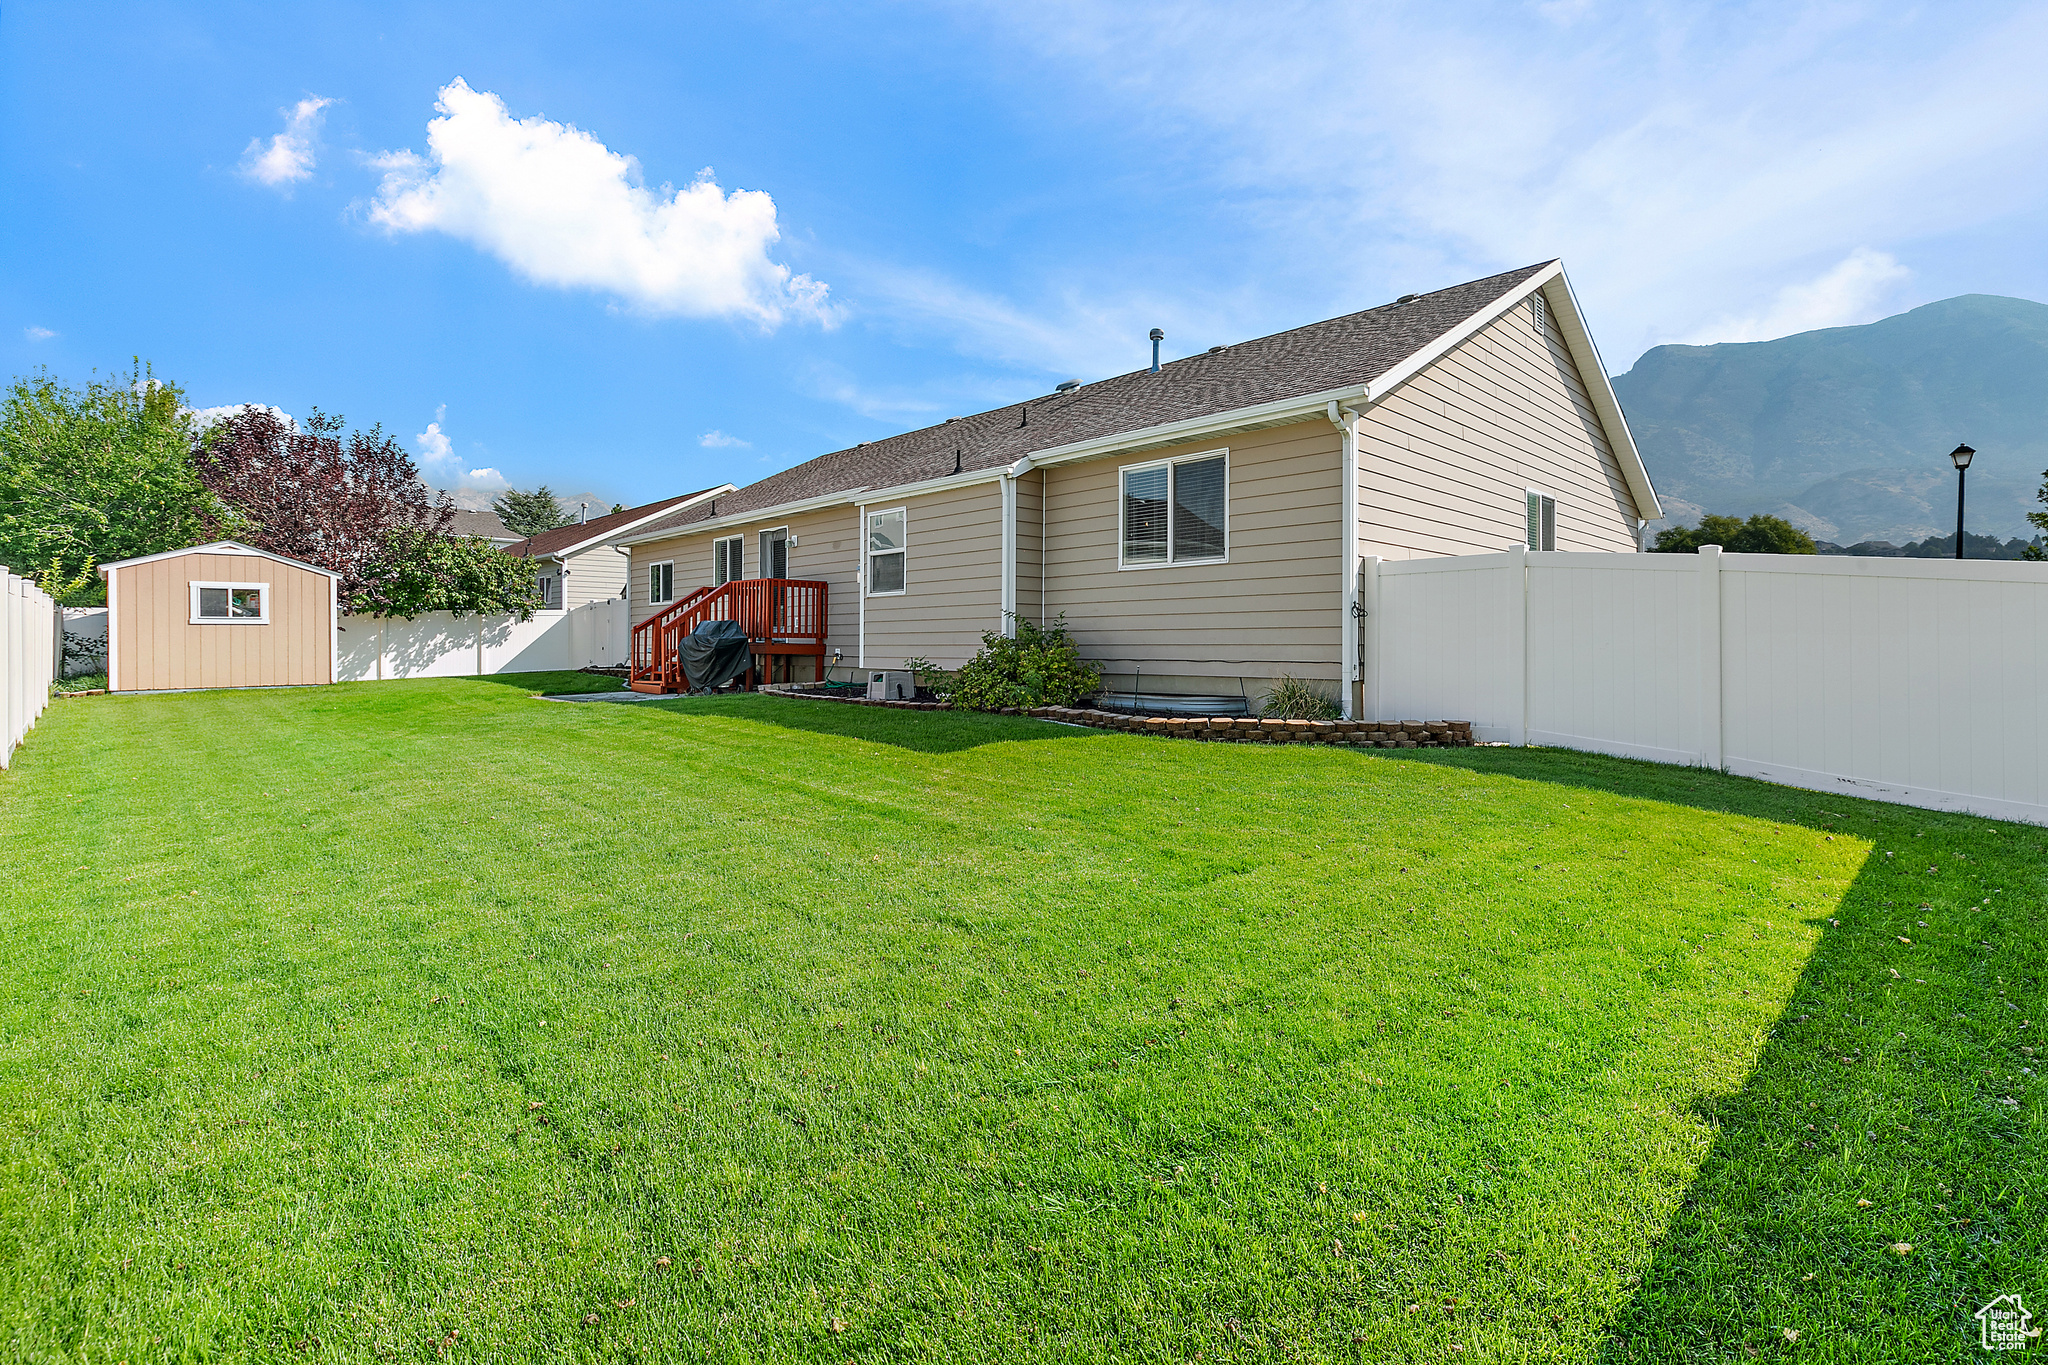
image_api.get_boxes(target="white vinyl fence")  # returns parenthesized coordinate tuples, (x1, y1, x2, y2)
(2, 569, 59, 769)
(1363, 546, 2048, 825)
(337, 597, 630, 682)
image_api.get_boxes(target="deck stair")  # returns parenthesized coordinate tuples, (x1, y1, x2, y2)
(628, 578, 829, 693)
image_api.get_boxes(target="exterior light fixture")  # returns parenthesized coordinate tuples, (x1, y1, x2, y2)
(1949, 443, 1975, 560)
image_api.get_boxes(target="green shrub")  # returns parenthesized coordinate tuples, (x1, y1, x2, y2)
(1261, 674, 1340, 720)
(949, 616, 1101, 711)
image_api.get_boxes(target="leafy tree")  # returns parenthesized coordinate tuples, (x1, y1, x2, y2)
(2026, 468, 2048, 562)
(492, 485, 570, 538)
(194, 406, 453, 601)
(948, 615, 1101, 711)
(0, 364, 212, 601)
(1653, 513, 1816, 555)
(350, 529, 541, 621)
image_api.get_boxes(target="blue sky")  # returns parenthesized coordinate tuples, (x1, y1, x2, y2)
(5, 1, 2047, 507)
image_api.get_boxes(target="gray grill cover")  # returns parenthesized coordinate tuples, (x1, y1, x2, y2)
(680, 619, 752, 691)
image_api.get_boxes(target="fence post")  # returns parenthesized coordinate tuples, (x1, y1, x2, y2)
(1357, 555, 1380, 723)
(1698, 544, 1724, 770)
(1503, 544, 1528, 746)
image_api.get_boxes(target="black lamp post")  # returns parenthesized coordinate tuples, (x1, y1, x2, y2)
(1949, 443, 1975, 559)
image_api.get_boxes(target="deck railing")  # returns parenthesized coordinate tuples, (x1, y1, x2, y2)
(628, 578, 829, 691)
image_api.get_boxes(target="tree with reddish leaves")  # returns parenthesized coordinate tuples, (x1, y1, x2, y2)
(193, 407, 454, 602)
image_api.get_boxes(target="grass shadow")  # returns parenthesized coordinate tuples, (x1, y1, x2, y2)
(1376, 748, 2044, 1357)
(626, 693, 1102, 755)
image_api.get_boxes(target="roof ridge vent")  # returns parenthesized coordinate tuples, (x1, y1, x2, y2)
(1055, 380, 1079, 393)
(1394, 293, 1419, 306)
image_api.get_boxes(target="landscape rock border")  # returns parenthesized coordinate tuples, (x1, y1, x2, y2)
(759, 685, 1480, 747)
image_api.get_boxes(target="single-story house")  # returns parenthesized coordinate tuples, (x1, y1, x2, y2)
(610, 260, 1661, 717)
(99, 541, 339, 692)
(508, 488, 731, 610)
(446, 508, 526, 546)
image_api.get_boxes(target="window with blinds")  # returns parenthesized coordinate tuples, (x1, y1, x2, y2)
(713, 535, 743, 586)
(867, 508, 906, 595)
(1526, 490, 1556, 551)
(759, 527, 789, 580)
(1120, 451, 1228, 567)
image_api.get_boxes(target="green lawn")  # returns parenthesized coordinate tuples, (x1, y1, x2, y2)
(0, 675, 2039, 1363)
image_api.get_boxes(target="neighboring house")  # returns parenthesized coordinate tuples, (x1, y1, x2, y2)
(613, 261, 1660, 716)
(446, 508, 525, 546)
(98, 541, 339, 692)
(508, 489, 732, 610)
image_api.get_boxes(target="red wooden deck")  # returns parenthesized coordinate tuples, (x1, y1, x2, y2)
(628, 578, 830, 693)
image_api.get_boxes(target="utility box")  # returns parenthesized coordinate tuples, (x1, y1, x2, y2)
(867, 670, 914, 701)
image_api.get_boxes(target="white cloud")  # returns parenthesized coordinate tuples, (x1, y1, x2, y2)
(1682, 248, 1911, 345)
(240, 97, 331, 190)
(369, 79, 833, 328)
(698, 429, 751, 448)
(186, 402, 295, 431)
(24, 326, 55, 341)
(414, 405, 508, 490)
(950, 2, 2048, 363)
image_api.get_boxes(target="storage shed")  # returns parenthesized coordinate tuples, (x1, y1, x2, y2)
(99, 541, 338, 692)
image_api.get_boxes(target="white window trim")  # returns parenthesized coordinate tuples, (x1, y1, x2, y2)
(647, 560, 675, 605)
(758, 525, 791, 580)
(1525, 487, 1557, 552)
(189, 580, 270, 624)
(1117, 448, 1230, 571)
(713, 535, 743, 586)
(865, 505, 908, 597)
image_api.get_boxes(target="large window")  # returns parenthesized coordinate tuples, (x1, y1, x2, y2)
(866, 508, 906, 595)
(713, 536, 743, 586)
(648, 561, 674, 604)
(189, 581, 266, 623)
(759, 526, 789, 580)
(1120, 451, 1227, 567)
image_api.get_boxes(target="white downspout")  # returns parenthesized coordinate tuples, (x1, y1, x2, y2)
(855, 502, 867, 671)
(999, 472, 1019, 635)
(1329, 400, 1362, 721)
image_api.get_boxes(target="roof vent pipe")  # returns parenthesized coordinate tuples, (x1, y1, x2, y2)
(1149, 328, 1164, 373)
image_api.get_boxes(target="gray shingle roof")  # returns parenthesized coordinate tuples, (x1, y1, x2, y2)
(447, 508, 521, 541)
(507, 490, 722, 558)
(631, 262, 1549, 540)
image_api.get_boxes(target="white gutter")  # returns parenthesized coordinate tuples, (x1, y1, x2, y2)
(999, 472, 1018, 635)
(612, 486, 870, 548)
(1328, 400, 1363, 721)
(1024, 383, 1371, 472)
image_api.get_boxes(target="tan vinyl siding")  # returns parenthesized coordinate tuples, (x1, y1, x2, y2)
(628, 505, 862, 672)
(558, 546, 628, 609)
(111, 551, 332, 691)
(862, 482, 1004, 669)
(1014, 469, 1044, 628)
(1043, 421, 1344, 685)
(1357, 295, 1641, 559)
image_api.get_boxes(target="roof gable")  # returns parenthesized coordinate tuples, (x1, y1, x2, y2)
(621, 261, 1657, 542)
(507, 487, 730, 558)
(98, 540, 343, 579)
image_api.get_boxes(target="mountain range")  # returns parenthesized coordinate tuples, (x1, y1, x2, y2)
(1611, 294, 2048, 545)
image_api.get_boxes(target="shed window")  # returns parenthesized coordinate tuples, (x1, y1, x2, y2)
(648, 561, 674, 604)
(190, 581, 267, 623)
(1526, 490, 1557, 552)
(713, 536, 742, 586)
(1121, 451, 1228, 567)
(866, 508, 906, 595)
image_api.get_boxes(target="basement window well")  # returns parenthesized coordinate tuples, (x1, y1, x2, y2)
(1121, 451, 1227, 568)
